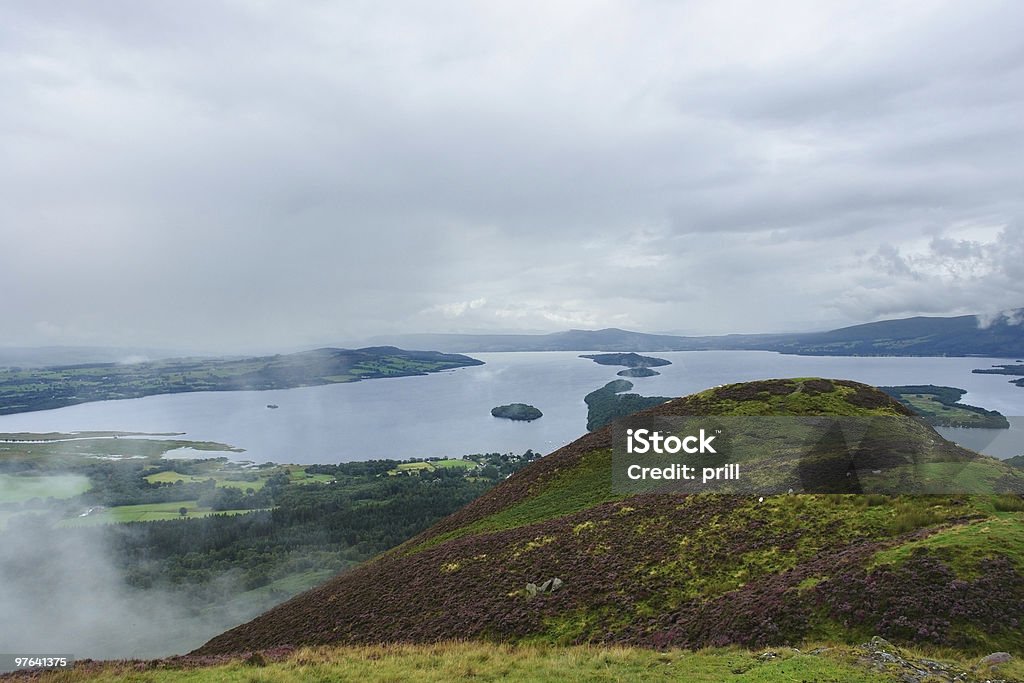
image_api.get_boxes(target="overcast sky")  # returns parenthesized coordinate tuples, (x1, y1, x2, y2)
(2, 1, 1022, 352)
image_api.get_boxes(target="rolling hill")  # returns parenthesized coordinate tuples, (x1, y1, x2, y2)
(195, 379, 1024, 658)
(369, 309, 1024, 357)
(0, 347, 483, 415)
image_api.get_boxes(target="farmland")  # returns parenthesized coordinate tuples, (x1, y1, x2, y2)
(0, 347, 482, 415)
(388, 458, 479, 475)
(880, 385, 1009, 428)
(57, 500, 265, 527)
(0, 429, 539, 652)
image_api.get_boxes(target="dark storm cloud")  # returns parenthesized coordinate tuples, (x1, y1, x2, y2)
(1, 1, 1022, 349)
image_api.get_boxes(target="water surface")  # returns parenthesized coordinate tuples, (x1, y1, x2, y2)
(0, 351, 1020, 462)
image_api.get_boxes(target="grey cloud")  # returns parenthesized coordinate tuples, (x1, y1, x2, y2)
(1, 1, 1022, 349)
(836, 224, 1024, 322)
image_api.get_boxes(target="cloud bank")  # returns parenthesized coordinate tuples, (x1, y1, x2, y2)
(1, 1, 1022, 350)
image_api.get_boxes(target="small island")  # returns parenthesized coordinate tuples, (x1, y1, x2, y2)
(491, 403, 543, 421)
(617, 367, 660, 378)
(972, 363, 1024, 388)
(580, 352, 671, 369)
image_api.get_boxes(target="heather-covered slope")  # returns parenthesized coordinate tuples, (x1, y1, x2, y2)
(196, 379, 1024, 656)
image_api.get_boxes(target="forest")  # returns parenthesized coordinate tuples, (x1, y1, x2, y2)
(0, 449, 541, 623)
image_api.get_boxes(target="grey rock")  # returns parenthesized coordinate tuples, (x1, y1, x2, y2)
(856, 637, 976, 683)
(978, 652, 1012, 666)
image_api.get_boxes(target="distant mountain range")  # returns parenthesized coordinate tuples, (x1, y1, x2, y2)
(369, 310, 1024, 357)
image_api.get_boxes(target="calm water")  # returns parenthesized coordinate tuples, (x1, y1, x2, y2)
(0, 351, 1020, 462)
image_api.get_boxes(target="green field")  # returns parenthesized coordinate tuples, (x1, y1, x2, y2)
(389, 459, 478, 475)
(0, 442, 348, 531)
(144, 462, 335, 489)
(59, 463, 338, 527)
(57, 500, 263, 527)
(282, 465, 336, 484)
(144, 470, 270, 491)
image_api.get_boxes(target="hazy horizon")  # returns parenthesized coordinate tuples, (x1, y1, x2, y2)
(3, 1, 1023, 350)
(2, 306, 1023, 361)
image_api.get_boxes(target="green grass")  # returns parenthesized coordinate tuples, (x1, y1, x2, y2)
(909, 461, 1019, 494)
(634, 494, 942, 608)
(20, 641, 987, 682)
(407, 448, 620, 554)
(994, 494, 1024, 512)
(145, 464, 333, 490)
(144, 471, 211, 485)
(393, 462, 434, 472)
(389, 459, 478, 475)
(283, 466, 335, 484)
(144, 470, 269, 491)
(684, 380, 902, 418)
(870, 511, 1024, 575)
(56, 501, 264, 527)
(432, 459, 478, 469)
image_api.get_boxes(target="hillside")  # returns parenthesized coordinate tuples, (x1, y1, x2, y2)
(196, 379, 1024, 657)
(369, 309, 1024, 357)
(772, 312, 1024, 357)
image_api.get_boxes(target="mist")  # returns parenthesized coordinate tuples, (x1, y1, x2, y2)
(0, 511, 263, 661)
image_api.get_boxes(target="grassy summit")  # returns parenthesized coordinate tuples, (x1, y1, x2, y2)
(194, 379, 1023, 660)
